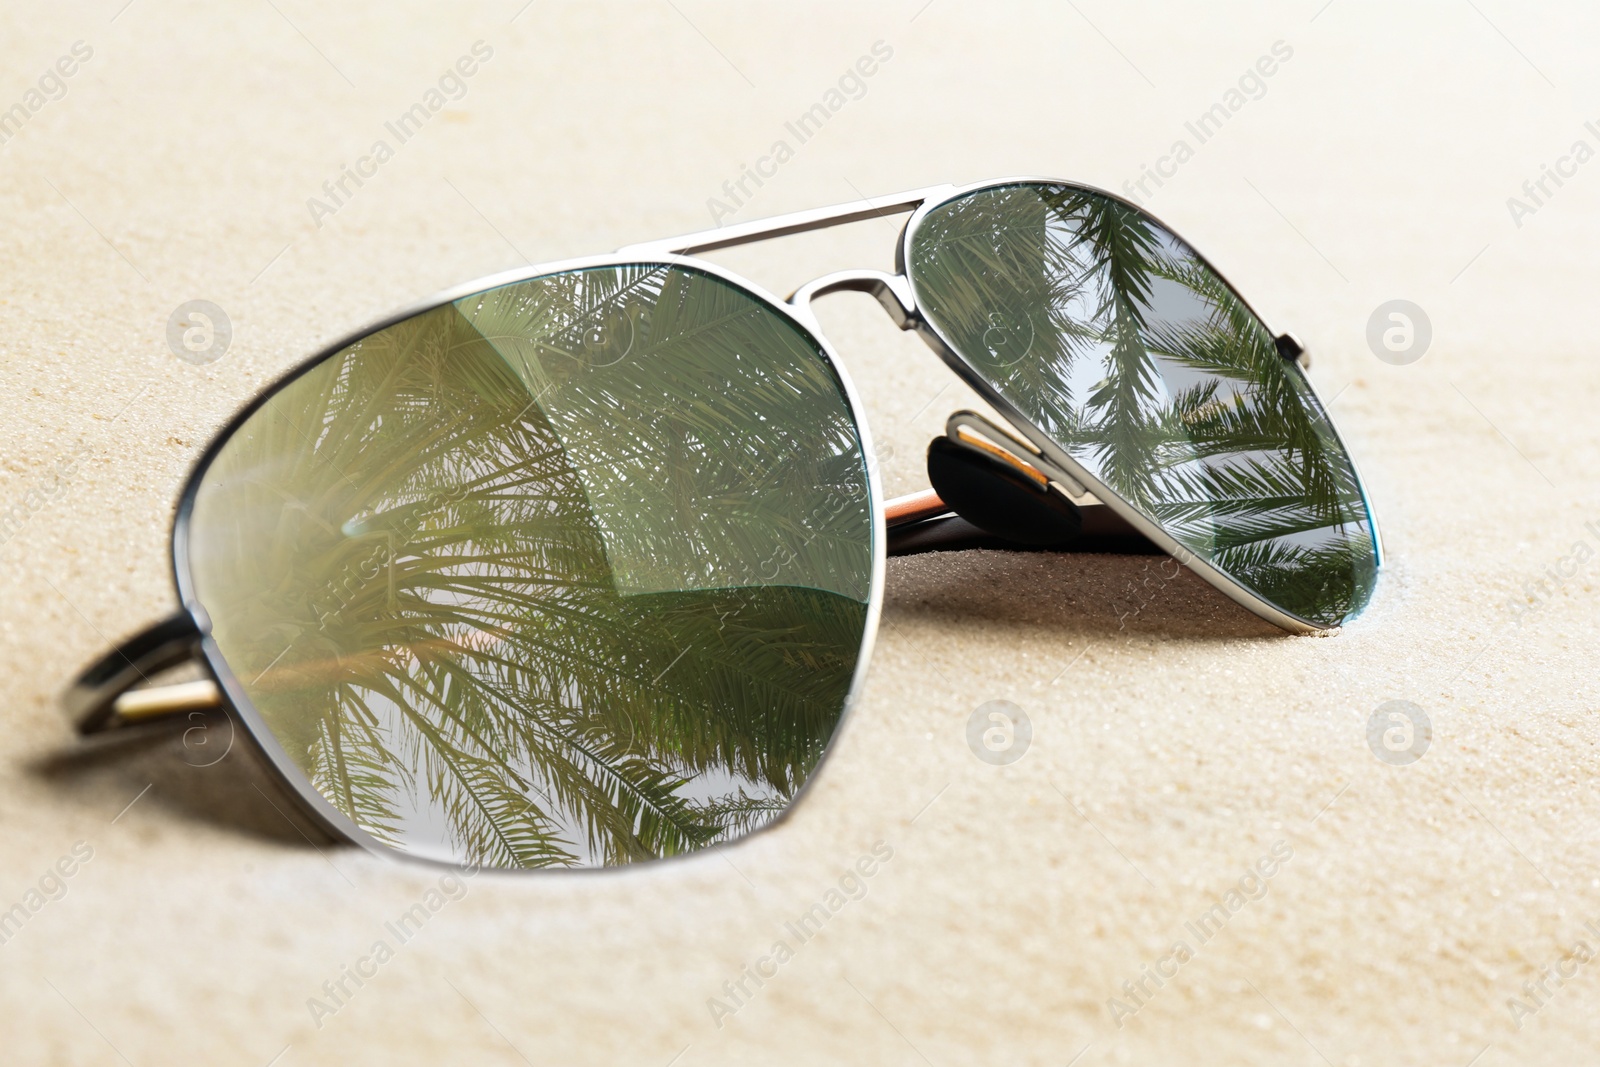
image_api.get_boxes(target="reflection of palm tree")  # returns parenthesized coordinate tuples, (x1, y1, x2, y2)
(911, 184, 1376, 625)
(1050, 188, 1168, 508)
(1138, 249, 1375, 624)
(190, 266, 871, 867)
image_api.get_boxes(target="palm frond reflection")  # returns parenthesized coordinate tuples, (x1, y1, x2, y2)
(911, 183, 1376, 626)
(190, 265, 872, 868)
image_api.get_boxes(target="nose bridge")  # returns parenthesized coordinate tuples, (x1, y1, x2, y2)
(787, 268, 917, 330)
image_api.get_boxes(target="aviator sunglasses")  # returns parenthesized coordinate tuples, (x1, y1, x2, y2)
(62, 178, 1381, 870)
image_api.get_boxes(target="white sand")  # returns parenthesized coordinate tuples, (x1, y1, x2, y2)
(3, 2, 1599, 1063)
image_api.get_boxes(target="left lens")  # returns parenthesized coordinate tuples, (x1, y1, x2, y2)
(184, 263, 876, 869)
(906, 181, 1377, 628)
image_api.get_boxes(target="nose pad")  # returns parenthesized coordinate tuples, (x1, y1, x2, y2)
(925, 425, 1083, 548)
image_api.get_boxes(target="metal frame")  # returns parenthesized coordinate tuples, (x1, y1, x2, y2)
(65, 175, 1381, 869)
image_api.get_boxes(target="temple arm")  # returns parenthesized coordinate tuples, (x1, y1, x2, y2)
(63, 478, 1149, 734)
(61, 613, 214, 735)
(60, 489, 959, 735)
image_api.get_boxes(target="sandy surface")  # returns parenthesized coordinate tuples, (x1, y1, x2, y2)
(4, 2, 1600, 1064)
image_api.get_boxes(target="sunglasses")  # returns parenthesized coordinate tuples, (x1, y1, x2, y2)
(62, 178, 1380, 871)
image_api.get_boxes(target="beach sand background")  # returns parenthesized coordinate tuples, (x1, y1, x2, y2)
(3, 2, 1599, 1063)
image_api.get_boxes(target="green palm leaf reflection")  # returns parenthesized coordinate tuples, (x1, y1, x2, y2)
(187, 264, 873, 868)
(909, 183, 1377, 627)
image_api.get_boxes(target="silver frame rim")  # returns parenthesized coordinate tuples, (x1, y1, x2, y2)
(895, 175, 1383, 634)
(171, 252, 887, 874)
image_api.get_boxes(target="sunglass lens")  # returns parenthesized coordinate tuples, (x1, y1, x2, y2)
(186, 264, 876, 868)
(907, 182, 1377, 628)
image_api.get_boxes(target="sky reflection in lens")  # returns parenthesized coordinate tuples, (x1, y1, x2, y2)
(909, 183, 1377, 627)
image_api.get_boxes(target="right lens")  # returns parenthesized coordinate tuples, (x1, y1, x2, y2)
(907, 182, 1378, 628)
(184, 263, 875, 869)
